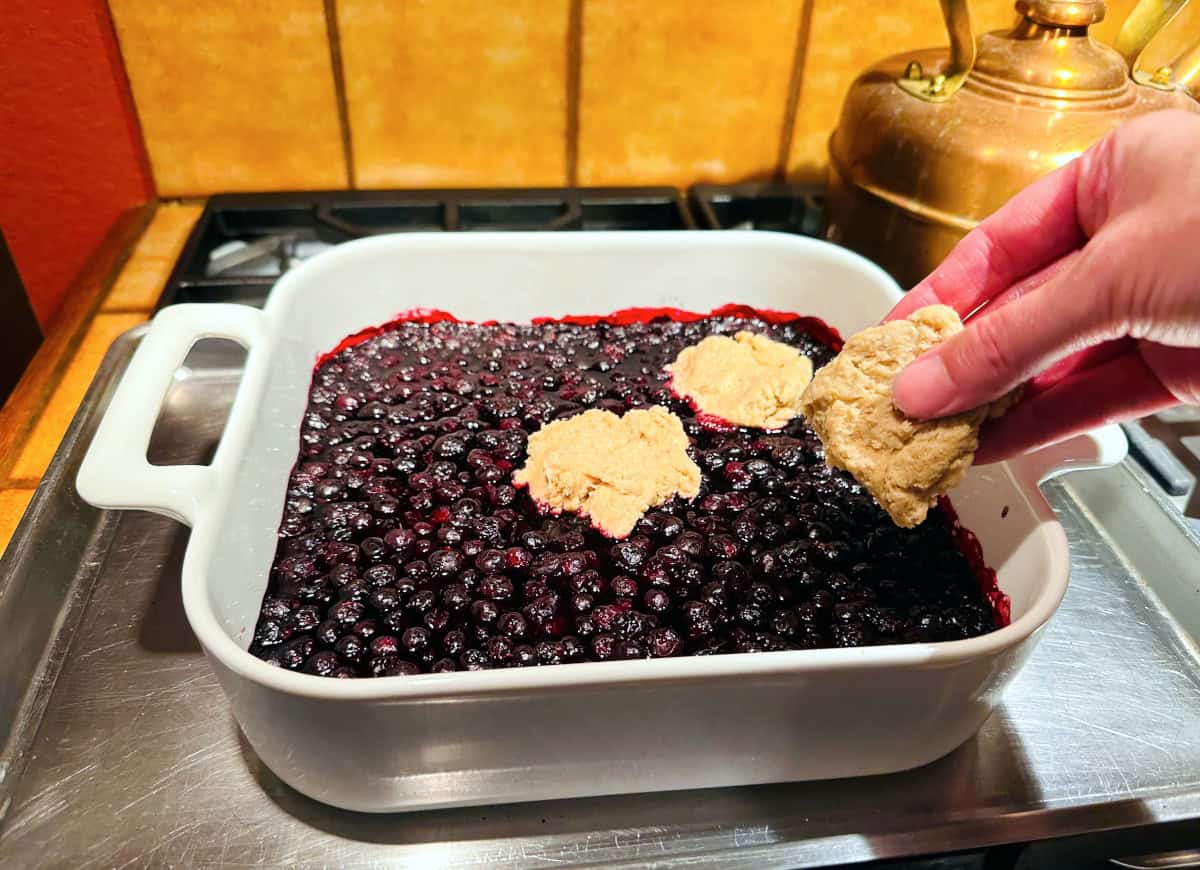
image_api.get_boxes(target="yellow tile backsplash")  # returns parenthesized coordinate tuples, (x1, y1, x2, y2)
(109, 0, 348, 196)
(338, 0, 569, 188)
(106, 0, 1194, 195)
(578, 0, 804, 186)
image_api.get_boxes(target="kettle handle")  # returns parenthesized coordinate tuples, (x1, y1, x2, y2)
(1172, 40, 1200, 98)
(1115, 0, 1189, 74)
(1116, 0, 1200, 97)
(897, 0, 976, 102)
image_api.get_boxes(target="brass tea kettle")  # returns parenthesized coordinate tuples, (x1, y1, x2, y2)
(824, 0, 1200, 288)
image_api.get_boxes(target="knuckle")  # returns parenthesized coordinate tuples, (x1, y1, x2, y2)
(1168, 363, 1200, 407)
(956, 315, 1015, 383)
(1077, 133, 1116, 233)
(976, 224, 1018, 284)
(1137, 344, 1200, 406)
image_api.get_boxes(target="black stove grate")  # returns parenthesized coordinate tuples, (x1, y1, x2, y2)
(159, 184, 822, 308)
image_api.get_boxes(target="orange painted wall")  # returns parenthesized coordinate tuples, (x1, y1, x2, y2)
(0, 0, 153, 327)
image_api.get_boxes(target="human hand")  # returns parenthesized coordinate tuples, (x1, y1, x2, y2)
(886, 109, 1200, 464)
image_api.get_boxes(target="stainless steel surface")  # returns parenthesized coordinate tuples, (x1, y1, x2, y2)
(2, 333, 1200, 868)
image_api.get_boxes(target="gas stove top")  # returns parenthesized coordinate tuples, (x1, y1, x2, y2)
(162, 184, 1200, 534)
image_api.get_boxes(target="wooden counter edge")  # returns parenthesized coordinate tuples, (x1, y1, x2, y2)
(0, 202, 156, 481)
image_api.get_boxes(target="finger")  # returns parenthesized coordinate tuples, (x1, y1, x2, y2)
(892, 245, 1120, 419)
(1026, 336, 1135, 394)
(1140, 341, 1200, 406)
(974, 348, 1174, 464)
(976, 249, 1082, 318)
(885, 160, 1086, 322)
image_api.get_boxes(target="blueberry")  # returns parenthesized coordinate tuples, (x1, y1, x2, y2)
(478, 574, 515, 601)
(459, 648, 491, 670)
(487, 635, 515, 666)
(523, 593, 559, 626)
(611, 575, 639, 599)
(401, 626, 431, 655)
(407, 589, 436, 615)
(470, 598, 500, 625)
(330, 600, 364, 626)
(611, 541, 647, 572)
(441, 583, 470, 611)
(370, 635, 400, 657)
(423, 608, 451, 632)
(368, 587, 401, 614)
(335, 634, 367, 664)
(504, 547, 532, 572)
(497, 611, 529, 639)
(429, 549, 464, 577)
(647, 627, 682, 657)
(314, 619, 340, 645)
(513, 644, 538, 666)
(384, 660, 422, 677)
(281, 636, 315, 669)
(590, 634, 616, 660)
(363, 564, 396, 588)
(260, 597, 297, 621)
(253, 620, 288, 648)
(536, 640, 565, 665)
(615, 639, 644, 660)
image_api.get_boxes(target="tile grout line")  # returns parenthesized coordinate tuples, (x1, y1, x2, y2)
(775, 0, 816, 182)
(323, 0, 357, 189)
(566, 0, 583, 187)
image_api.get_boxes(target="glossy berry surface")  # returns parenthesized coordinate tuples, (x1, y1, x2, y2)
(250, 310, 1002, 677)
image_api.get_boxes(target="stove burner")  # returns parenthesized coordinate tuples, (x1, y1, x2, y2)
(205, 235, 336, 278)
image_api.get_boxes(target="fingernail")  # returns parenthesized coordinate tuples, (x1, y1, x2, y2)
(893, 353, 958, 419)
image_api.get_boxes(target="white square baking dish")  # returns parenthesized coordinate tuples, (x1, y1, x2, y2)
(76, 231, 1125, 812)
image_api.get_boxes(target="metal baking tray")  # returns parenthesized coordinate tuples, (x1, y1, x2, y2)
(2, 330, 1199, 867)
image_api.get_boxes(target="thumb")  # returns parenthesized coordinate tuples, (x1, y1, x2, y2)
(892, 250, 1120, 419)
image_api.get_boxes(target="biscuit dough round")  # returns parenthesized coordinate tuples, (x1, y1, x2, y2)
(667, 331, 814, 429)
(798, 305, 1016, 528)
(513, 406, 701, 539)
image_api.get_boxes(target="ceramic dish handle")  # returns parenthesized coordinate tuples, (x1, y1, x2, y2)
(1010, 423, 1129, 488)
(76, 304, 267, 527)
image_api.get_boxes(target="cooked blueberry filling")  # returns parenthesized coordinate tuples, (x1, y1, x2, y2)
(251, 310, 1002, 677)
